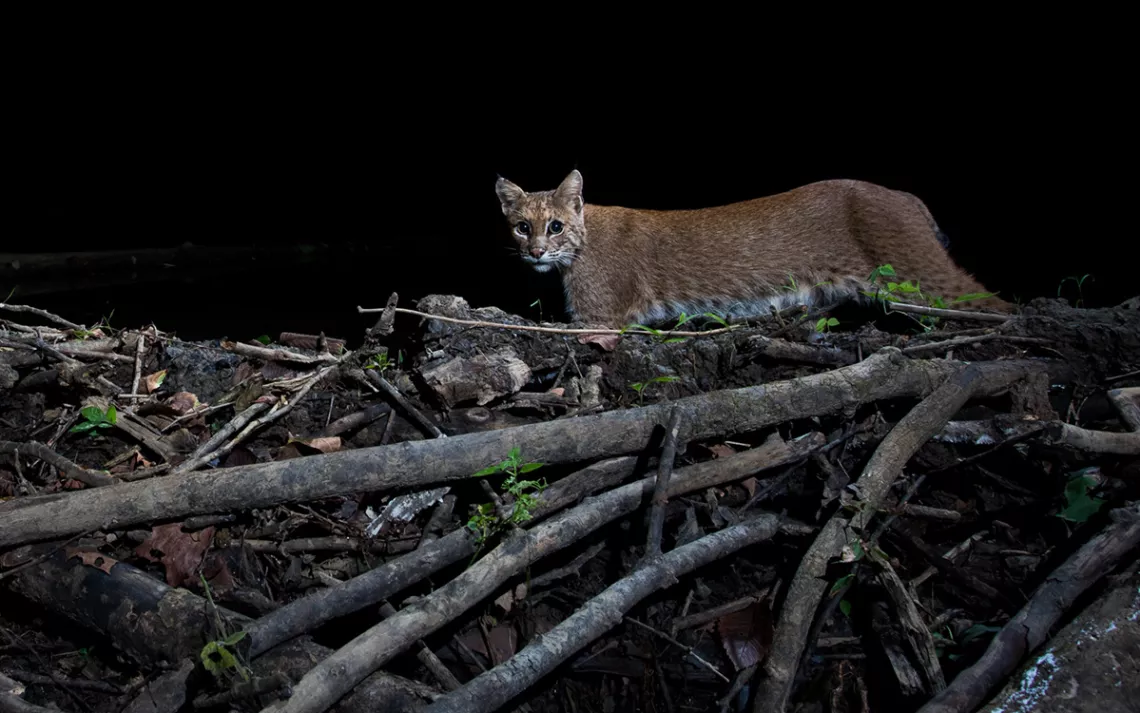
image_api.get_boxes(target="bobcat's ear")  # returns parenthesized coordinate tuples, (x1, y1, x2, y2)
(495, 176, 526, 215)
(554, 169, 583, 214)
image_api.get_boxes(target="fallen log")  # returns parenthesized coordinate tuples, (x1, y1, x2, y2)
(0, 350, 1050, 549)
(258, 433, 824, 713)
(753, 366, 994, 712)
(421, 513, 788, 713)
(917, 502, 1140, 713)
(2, 546, 440, 712)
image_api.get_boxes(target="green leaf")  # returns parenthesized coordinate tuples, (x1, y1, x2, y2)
(97, 422, 113, 429)
(839, 599, 852, 617)
(518, 462, 543, 473)
(630, 383, 645, 392)
(958, 624, 1001, 645)
(80, 406, 104, 423)
(472, 464, 502, 477)
(702, 312, 730, 327)
(255, 335, 271, 345)
(952, 292, 994, 304)
(650, 376, 679, 384)
(851, 540, 865, 561)
(1057, 474, 1107, 522)
(826, 317, 839, 327)
(664, 337, 687, 344)
(508, 447, 521, 461)
(105, 404, 117, 424)
(70, 421, 98, 433)
(223, 630, 248, 646)
(829, 573, 854, 597)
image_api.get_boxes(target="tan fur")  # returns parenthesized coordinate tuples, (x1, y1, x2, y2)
(495, 170, 1010, 326)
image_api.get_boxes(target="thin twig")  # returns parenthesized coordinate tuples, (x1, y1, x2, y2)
(642, 407, 683, 564)
(902, 334, 1048, 355)
(887, 302, 1010, 323)
(357, 305, 741, 338)
(362, 369, 445, 438)
(624, 616, 730, 683)
(0, 302, 82, 330)
(0, 442, 116, 488)
(129, 330, 147, 402)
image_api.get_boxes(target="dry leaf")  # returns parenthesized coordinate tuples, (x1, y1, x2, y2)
(143, 369, 168, 394)
(708, 443, 736, 459)
(717, 600, 774, 670)
(68, 548, 118, 574)
(135, 523, 215, 587)
(577, 333, 621, 351)
(296, 436, 342, 453)
(547, 387, 565, 397)
(167, 391, 201, 414)
(494, 589, 515, 614)
(740, 477, 757, 498)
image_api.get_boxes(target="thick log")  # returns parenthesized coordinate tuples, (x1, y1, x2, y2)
(0, 350, 1046, 549)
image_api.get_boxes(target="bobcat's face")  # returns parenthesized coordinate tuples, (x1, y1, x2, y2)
(495, 170, 586, 273)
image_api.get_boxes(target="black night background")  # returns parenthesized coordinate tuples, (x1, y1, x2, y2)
(6, 53, 1132, 344)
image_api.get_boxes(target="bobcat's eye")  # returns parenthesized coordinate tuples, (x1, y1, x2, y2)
(516, 221, 530, 236)
(549, 220, 564, 235)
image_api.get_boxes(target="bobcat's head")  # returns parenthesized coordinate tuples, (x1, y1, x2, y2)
(495, 170, 586, 273)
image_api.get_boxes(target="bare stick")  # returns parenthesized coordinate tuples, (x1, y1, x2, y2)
(172, 402, 271, 474)
(1107, 386, 1140, 431)
(420, 515, 782, 713)
(255, 439, 817, 713)
(642, 407, 683, 564)
(869, 549, 946, 693)
(357, 305, 740, 338)
(917, 502, 1140, 713)
(670, 595, 762, 635)
(0, 351, 1046, 549)
(887, 302, 1010, 323)
(225, 340, 340, 365)
(1042, 421, 1140, 455)
(0, 442, 116, 488)
(0, 302, 82, 330)
(362, 369, 445, 438)
(245, 437, 810, 660)
(128, 330, 147, 401)
(623, 616, 729, 683)
(752, 365, 995, 713)
(902, 334, 1048, 355)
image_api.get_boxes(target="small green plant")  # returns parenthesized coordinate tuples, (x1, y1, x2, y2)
(621, 312, 736, 345)
(364, 351, 393, 373)
(70, 404, 117, 435)
(1057, 273, 1093, 308)
(529, 298, 543, 321)
(862, 264, 994, 331)
(254, 334, 272, 345)
(1057, 470, 1106, 523)
(782, 273, 799, 292)
(629, 375, 680, 406)
(198, 574, 251, 682)
(815, 317, 839, 333)
(468, 448, 547, 552)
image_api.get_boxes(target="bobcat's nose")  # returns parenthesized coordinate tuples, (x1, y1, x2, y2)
(530, 247, 546, 259)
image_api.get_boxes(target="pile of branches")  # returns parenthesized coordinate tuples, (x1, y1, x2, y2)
(1, 292, 1138, 713)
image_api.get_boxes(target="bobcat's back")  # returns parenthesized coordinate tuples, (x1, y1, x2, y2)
(496, 172, 1008, 326)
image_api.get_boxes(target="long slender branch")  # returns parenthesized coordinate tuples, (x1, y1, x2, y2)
(357, 305, 741, 338)
(257, 436, 820, 713)
(752, 365, 996, 712)
(422, 515, 783, 713)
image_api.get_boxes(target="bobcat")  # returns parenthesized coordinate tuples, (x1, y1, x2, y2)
(495, 170, 1010, 327)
